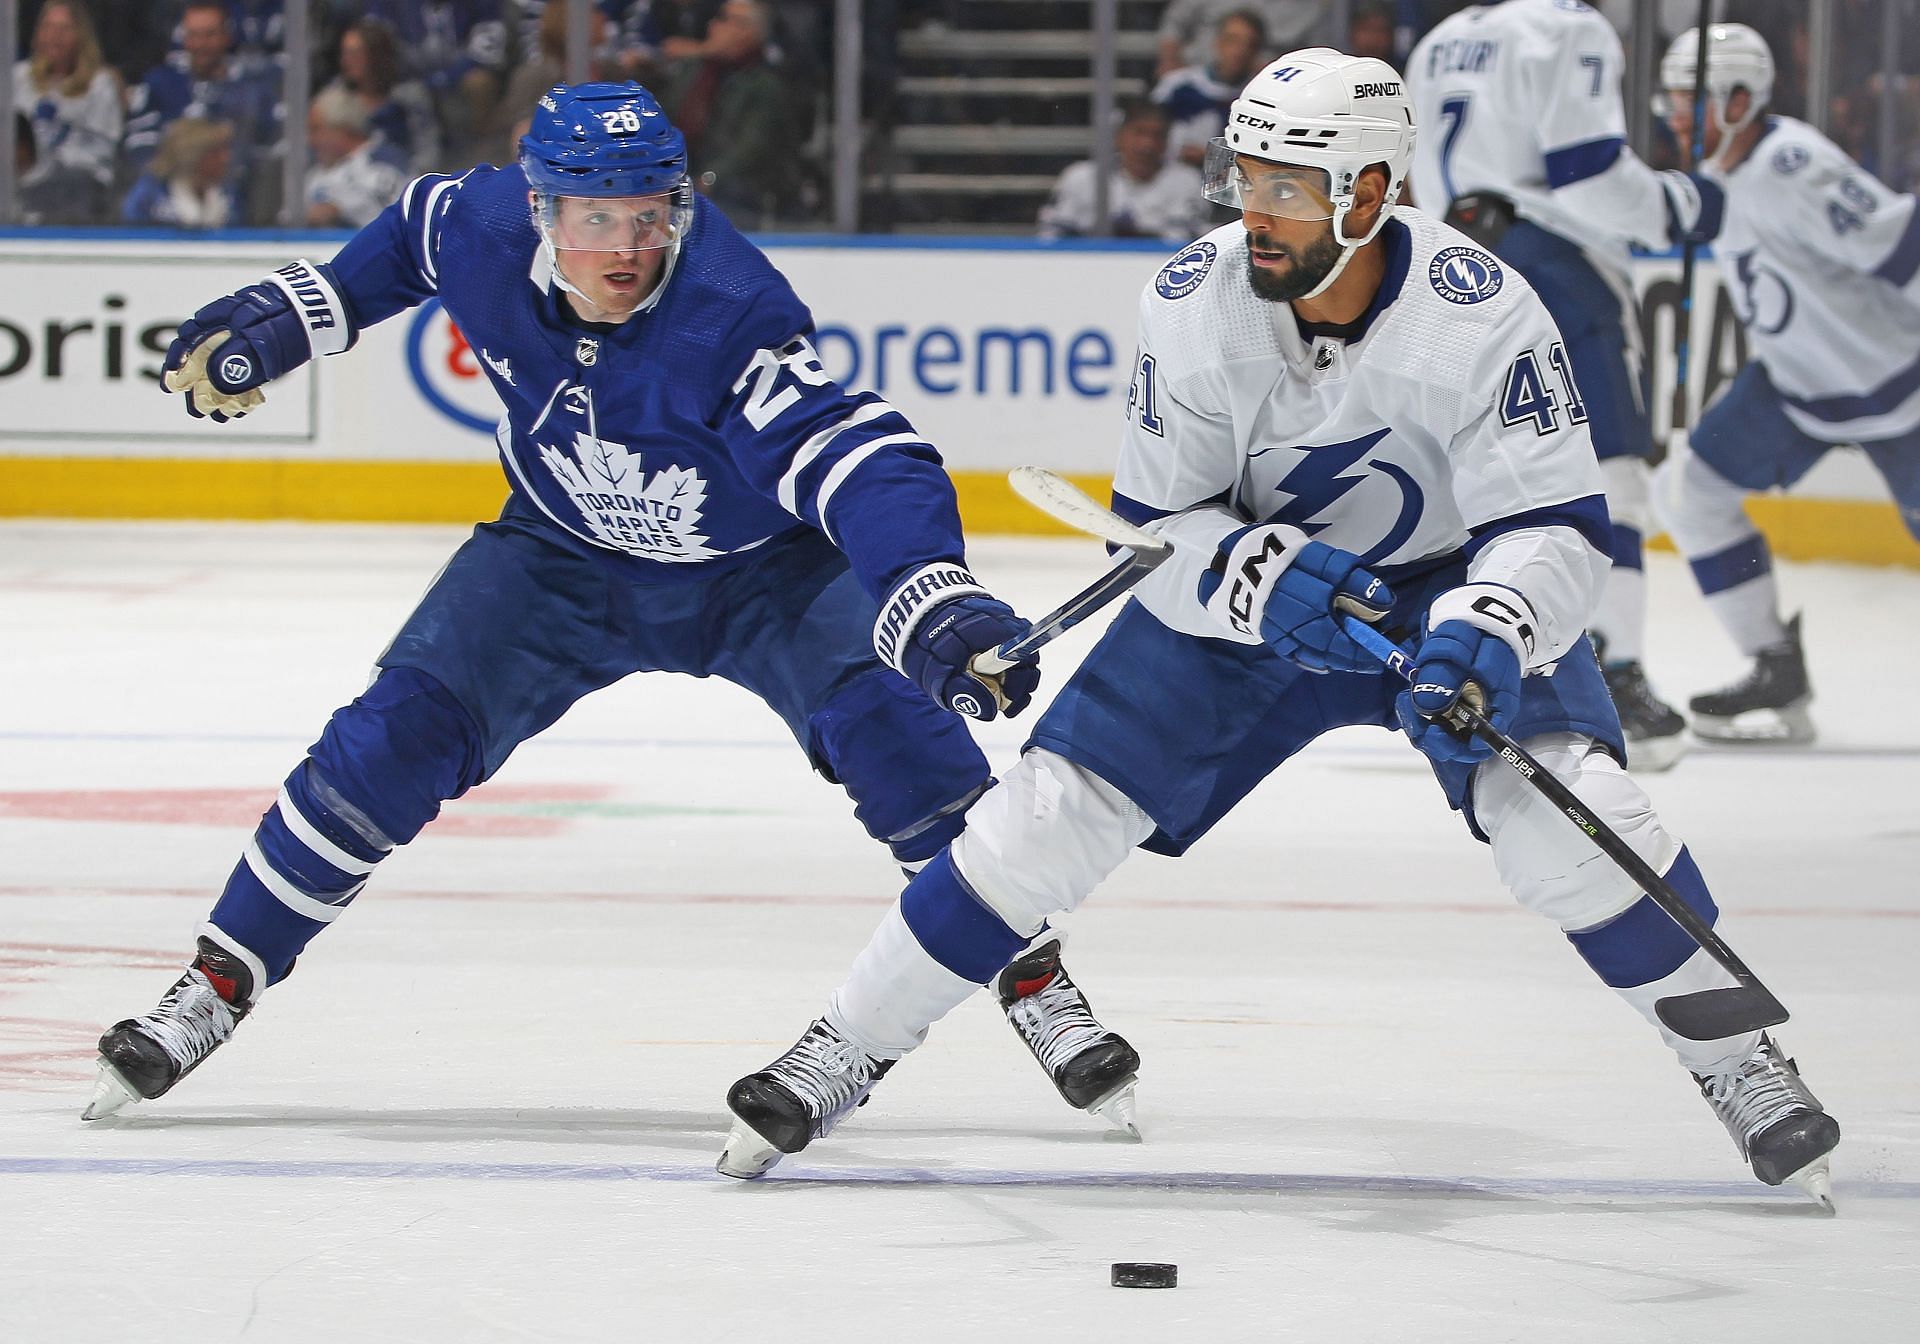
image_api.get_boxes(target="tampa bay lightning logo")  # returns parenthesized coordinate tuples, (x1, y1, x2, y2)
(1771, 144, 1810, 175)
(1155, 240, 1216, 299)
(219, 353, 253, 385)
(1428, 246, 1504, 305)
(1251, 427, 1426, 565)
(1730, 248, 1795, 335)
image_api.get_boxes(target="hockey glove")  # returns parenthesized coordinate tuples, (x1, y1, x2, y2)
(1659, 169, 1726, 246)
(875, 563, 1040, 721)
(1395, 583, 1537, 766)
(1197, 523, 1394, 673)
(163, 259, 355, 422)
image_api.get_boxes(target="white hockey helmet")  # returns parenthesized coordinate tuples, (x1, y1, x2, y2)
(1204, 48, 1415, 251)
(1659, 24, 1775, 142)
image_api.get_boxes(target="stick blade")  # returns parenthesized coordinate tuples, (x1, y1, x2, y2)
(1655, 985, 1789, 1041)
(1008, 467, 1168, 552)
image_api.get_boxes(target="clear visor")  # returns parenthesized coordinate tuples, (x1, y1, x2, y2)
(537, 187, 691, 253)
(1651, 88, 1699, 120)
(1201, 140, 1336, 220)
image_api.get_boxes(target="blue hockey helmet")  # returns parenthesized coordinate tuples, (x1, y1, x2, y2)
(520, 82, 689, 198)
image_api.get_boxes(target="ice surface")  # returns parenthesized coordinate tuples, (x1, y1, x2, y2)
(2, 522, 1915, 1343)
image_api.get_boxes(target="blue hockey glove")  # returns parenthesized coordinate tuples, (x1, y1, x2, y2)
(875, 563, 1040, 721)
(1197, 523, 1394, 673)
(162, 259, 355, 422)
(1395, 583, 1538, 765)
(1660, 169, 1726, 245)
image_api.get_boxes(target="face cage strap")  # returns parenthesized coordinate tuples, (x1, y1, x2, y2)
(1298, 173, 1400, 301)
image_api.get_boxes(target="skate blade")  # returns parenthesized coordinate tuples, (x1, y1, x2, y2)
(715, 1118, 786, 1180)
(1087, 1078, 1141, 1141)
(1625, 732, 1687, 772)
(1692, 704, 1815, 745)
(81, 1060, 141, 1122)
(1788, 1155, 1836, 1216)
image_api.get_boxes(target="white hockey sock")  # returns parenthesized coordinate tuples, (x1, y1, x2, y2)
(1592, 564, 1646, 664)
(1610, 944, 1761, 1076)
(825, 903, 978, 1059)
(1705, 573, 1788, 657)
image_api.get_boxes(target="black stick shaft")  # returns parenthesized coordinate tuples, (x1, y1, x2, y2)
(1671, 2, 1714, 430)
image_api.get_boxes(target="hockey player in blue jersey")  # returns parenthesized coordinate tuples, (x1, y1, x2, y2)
(720, 51, 1840, 1206)
(1653, 25, 1920, 745)
(83, 83, 1140, 1126)
(1407, 0, 1726, 771)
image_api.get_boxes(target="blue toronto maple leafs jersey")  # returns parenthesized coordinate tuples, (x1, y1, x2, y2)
(321, 164, 967, 598)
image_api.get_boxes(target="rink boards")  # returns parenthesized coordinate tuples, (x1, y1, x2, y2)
(0, 229, 1912, 567)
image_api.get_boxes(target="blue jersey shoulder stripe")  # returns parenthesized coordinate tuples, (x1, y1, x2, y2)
(1872, 206, 1920, 288)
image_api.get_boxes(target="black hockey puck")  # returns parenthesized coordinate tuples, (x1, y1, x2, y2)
(1110, 1262, 1177, 1289)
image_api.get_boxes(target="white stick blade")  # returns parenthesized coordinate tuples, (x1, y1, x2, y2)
(1007, 467, 1168, 552)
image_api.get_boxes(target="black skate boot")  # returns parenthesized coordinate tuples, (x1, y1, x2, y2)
(83, 935, 256, 1121)
(1689, 614, 1814, 744)
(997, 939, 1141, 1137)
(1693, 1034, 1840, 1212)
(718, 1019, 895, 1179)
(1602, 659, 1688, 771)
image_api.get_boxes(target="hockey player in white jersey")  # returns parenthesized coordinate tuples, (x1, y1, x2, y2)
(1407, 0, 1725, 770)
(1653, 25, 1920, 743)
(719, 50, 1841, 1206)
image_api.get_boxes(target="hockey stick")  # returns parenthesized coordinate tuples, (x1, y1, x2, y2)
(1670, 2, 1713, 431)
(969, 468, 1171, 677)
(1000, 469, 1787, 1040)
(1338, 614, 1788, 1041)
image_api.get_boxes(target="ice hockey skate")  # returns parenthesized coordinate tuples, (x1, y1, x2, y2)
(718, 1018, 894, 1179)
(1594, 637, 1688, 771)
(996, 938, 1141, 1138)
(83, 936, 256, 1121)
(1694, 1034, 1841, 1212)
(1690, 614, 1815, 744)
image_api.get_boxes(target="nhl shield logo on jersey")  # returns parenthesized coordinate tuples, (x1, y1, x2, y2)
(1428, 246, 1504, 305)
(1155, 241, 1217, 300)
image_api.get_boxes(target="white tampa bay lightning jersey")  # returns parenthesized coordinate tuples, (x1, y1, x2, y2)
(1406, 0, 1675, 279)
(1707, 117, 1920, 443)
(1115, 210, 1611, 667)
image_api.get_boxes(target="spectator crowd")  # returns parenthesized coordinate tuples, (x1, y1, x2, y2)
(9, 0, 1919, 235)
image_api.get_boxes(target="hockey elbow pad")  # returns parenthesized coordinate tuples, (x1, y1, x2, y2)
(163, 260, 358, 421)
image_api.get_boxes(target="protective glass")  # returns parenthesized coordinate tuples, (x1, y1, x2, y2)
(538, 188, 691, 253)
(1202, 140, 1336, 220)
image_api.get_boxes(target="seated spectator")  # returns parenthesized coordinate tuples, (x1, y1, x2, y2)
(1157, 0, 1327, 78)
(359, 1, 512, 163)
(1152, 8, 1266, 168)
(659, 0, 810, 225)
(13, 0, 123, 224)
(122, 116, 237, 227)
(304, 85, 407, 228)
(124, 1, 280, 180)
(324, 19, 443, 175)
(1346, 0, 1398, 65)
(1038, 99, 1207, 243)
(484, 0, 618, 165)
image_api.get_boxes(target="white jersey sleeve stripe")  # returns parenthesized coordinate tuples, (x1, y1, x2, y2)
(776, 400, 898, 514)
(417, 177, 462, 284)
(815, 437, 919, 543)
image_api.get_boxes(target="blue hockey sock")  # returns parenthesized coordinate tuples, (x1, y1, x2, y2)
(1566, 847, 1719, 988)
(207, 760, 393, 985)
(898, 851, 1028, 984)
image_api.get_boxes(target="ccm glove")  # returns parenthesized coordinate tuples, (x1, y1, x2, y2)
(1395, 583, 1538, 766)
(875, 563, 1040, 721)
(162, 259, 356, 421)
(1196, 523, 1394, 672)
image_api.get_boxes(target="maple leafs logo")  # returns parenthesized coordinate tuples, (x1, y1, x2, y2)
(541, 432, 719, 562)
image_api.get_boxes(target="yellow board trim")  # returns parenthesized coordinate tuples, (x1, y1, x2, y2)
(2, 457, 1916, 568)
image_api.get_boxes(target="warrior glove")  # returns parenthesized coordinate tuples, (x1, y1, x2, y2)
(163, 260, 355, 421)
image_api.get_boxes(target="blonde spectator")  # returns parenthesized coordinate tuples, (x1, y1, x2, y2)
(13, 0, 124, 223)
(305, 85, 407, 229)
(123, 117, 237, 228)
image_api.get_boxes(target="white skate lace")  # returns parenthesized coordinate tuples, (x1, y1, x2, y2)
(133, 970, 239, 1071)
(1699, 1038, 1818, 1154)
(1006, 974, 1110, 1078)
(776, 1024, 881, 1130)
